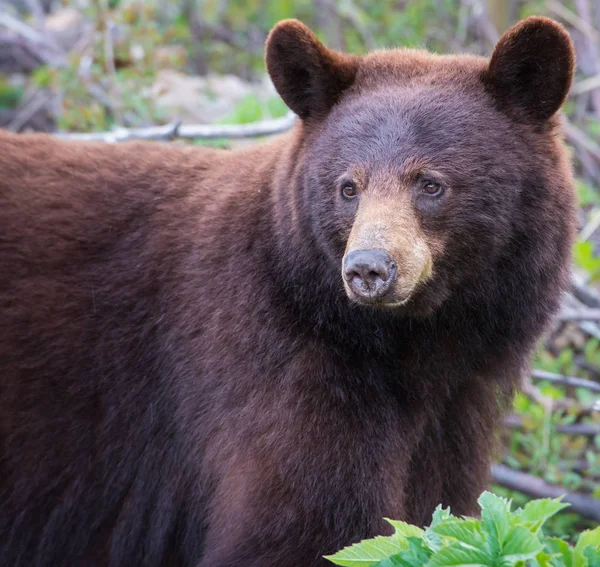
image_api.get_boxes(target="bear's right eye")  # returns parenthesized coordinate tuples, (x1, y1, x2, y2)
(421, 180, 444, 197)
(341, 182, 358, 199)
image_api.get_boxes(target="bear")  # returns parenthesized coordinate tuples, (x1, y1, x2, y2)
(0, 15, 576, 567)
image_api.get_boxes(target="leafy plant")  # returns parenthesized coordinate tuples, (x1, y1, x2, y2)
(325, 492, 600, 567)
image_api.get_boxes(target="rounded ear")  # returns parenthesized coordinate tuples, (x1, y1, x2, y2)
(265, 19, 358, 120)
(483, 16, 575, 122)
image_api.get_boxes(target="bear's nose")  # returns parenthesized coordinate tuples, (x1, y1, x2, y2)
(343, 249, 397, 300)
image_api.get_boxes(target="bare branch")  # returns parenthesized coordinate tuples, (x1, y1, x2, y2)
(531, 369, 600, 393)
(0, 11, 47, 44)
(471, 0, 500, 45)
(573, 0, 600, 116)
(547, 0, 599, 40)
(558, 307, 600, 321)
(0, 11, 65, 67)
(571, 74, 600, 96)
(54, 113, 298, 143)
(491, 464, 600, 521)
(556, 422, 600, 435)
(8, 89, 53, 132)
(563, 118, 600, 162)
(572, 276, 600, 307)
(579, 320, 600, 341)
(0, 30, 45, 72)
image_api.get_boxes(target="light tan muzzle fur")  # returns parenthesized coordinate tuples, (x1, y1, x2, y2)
(343, 195, 433, 306)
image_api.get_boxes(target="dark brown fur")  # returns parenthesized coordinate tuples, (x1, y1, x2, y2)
(0, 17, 576, 567)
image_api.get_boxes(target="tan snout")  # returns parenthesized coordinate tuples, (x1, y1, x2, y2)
(342, 197, 432, 306)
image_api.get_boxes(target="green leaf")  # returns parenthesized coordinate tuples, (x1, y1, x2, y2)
(425, 506, 452, 552)
(431, 519, 487, 549)
(498, 525, 543, 566)
(372, 538, 432, 567)
(478, 492, 512, 557)
(576, 179, 600, 207)
(544, 538, 572, 567)
(385, 519, 424, 540)
(573, 240, 600, 281)
(430, 505, 452, 525)
(532, 551, 557, 567)
(575, 527, 600, 556)
(0, 81, 23, 110)
(324, 535, 408, 566)
(516, 498, 570, 533)
(427, 542, 492, 567)
(371, 554, 410, 567)
(584, 546, 600, 567)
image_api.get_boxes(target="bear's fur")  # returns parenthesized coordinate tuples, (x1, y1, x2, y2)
(0, 16, 576, 567)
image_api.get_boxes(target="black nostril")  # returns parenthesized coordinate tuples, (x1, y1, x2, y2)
(343, 249, 397, 298)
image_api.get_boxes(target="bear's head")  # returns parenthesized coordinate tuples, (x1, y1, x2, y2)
(266, 17, 576, 317)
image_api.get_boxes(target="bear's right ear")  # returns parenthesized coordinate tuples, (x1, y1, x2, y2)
(265, 20, 358, 120)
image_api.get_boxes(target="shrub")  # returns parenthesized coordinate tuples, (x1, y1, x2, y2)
(325, 492, 600, 566)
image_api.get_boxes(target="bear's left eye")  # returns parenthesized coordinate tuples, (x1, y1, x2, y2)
(421, 180, 444, 197)
(341, 181, 358, 199)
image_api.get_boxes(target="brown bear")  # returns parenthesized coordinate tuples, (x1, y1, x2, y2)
(0, 15, 576, 567)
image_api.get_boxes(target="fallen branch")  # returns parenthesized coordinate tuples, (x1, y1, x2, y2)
(0, 11, 64, 67)
(556, 422, 600, 435)
(571, 74, 600, 96)
(572, 277, 600, 307)
(531, 369, 600, 393)
(0, 30, 46, 73)
(558, 307, 600, 321)
(557, 459, 596, 474)
(491, 464, 600, 522)
(54, 113, 298, 143)
(579, 320, 600, 341)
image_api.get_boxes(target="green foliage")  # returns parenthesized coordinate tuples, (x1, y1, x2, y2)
(577, 180, 600, 208)
(218, 94, 287, 125)
(0, 77, 23, 110)
(50, 1, 189, 132)
(193, 94, 288, 148)
(515, 328, 599, 539)
(574, 241, 600, 284)
(326, 493, 599, 567)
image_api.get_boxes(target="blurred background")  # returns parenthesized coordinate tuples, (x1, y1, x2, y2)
(0, 0, 599, 540)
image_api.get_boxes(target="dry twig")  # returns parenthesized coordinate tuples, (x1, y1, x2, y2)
(531, 369, 600, 393)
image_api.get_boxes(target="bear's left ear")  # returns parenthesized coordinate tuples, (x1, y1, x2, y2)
(265, 19, 358, 120)
(483, 16, 575, 122)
